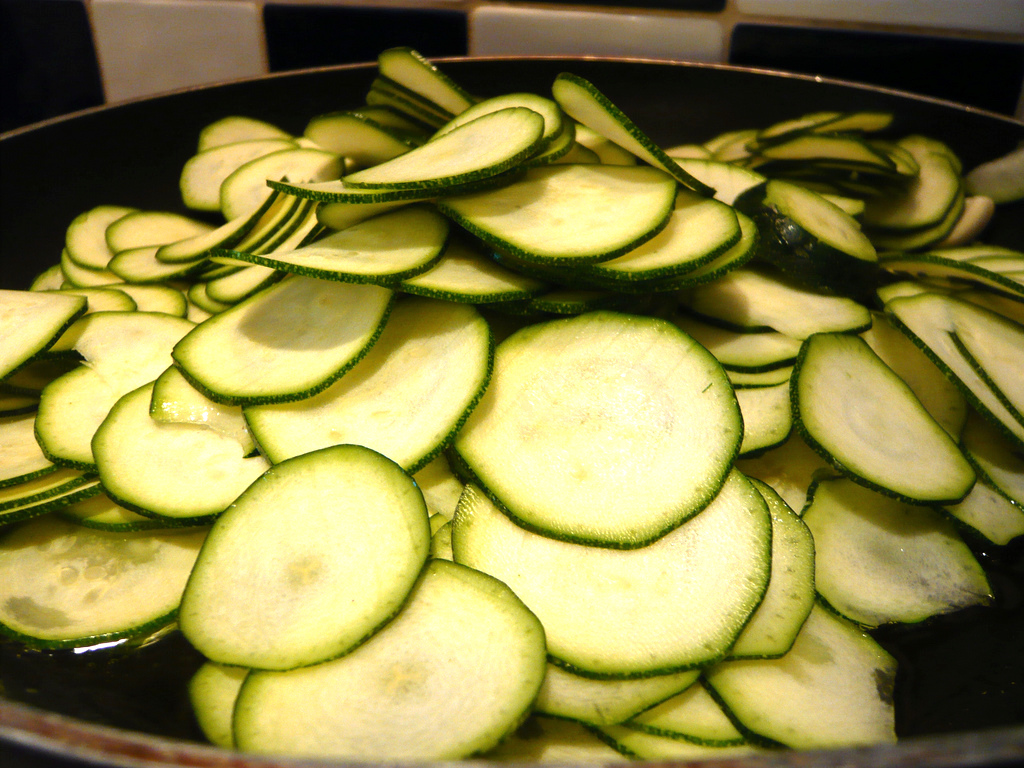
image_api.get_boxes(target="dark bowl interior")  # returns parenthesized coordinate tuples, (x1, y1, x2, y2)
(1, 57, 1023, 768)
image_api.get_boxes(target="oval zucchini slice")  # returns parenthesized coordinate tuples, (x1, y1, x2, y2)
(0, 516, 206, 648)
(792, 332, 976, 504)
(171, 276, 393, 405)
(454, 311, 741, 547)
(452, 472, 771, 678)
(179, 444, 430, 671)
(232, 560, 546, 760)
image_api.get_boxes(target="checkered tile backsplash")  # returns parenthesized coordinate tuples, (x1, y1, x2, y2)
(2, 0, 1022, 133)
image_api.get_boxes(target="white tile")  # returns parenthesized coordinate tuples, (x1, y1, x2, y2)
(735, 0, 1024, 35)
(91, 0, 266, 103)
(470, 7, 726, 63)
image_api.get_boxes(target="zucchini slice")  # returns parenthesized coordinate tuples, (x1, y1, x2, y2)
(452, 472, 771, 677)
(440, 164, 677, 267)
(704, 604, 897, 750)
(0, 289, 86, 380)
(171, 276, 392, 405)
(343, 108, 544, 191)
(803, 476, 992, 627)
(197, 115, 291, 152)
(484, 715, 625, 762)
(0, 516, 206, 648)
(0, 413, 57, 488)
(94, 383, 270, 523)
(626, 679, 746, 745)
(453, 311, 741, 548)
(886, 292, 1024, 448)
(376, 47, 475, 116)
(303, 111, 414, 167)
(220, 148, 343, 220)
(180, 138, 296, 211)
(683, 266, 872, 339)
(736, 383, 793, 456)
(861, 312, 968, 438)
(792, 332, 976, 504)
(244, 297, 492, 473)
(179, 444, 431, 670)
(64, 205, 137, 271)
(399, 237, 547, 304)
(223, 205, 449, 285)
(551, 73, 714, 196)
(534, 663, 700, 726)
(189, 661, 248, 749)
(727, 479, 814, 659)
(232, 560, 546, 760)
(35, 312, 194, 467)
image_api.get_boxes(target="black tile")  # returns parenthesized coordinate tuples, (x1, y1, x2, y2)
(1, 0, 105, 133)
(730, 24, 1024, 116)
(264, 4, 468, 73)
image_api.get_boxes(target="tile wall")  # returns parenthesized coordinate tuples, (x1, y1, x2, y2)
(2, 0, 1022, 133)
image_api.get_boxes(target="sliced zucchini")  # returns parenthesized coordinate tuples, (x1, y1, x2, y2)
(303, 111, 414, 167)
(626, 679, 746, 745)
(736, 383, 793, 456)
(452, 472, 771, 678)
(861, 312, 968, 438)
(728, 479, 814, 659)
(58, 491, 168, 533)
(344, 107, 543, 191)
(399, 237, 547, 304)
(179, 444, 430, 670)
(64, 205, 137, 271)
(578, 189, 740, 282)
(105, 210, 214, 254)
(683, 266, 872, 339)
(671, 312, 801, 373)
(0, 413, 57, 487)
(704, 604, 897, 750)
(0, 289, 86, 379)
(862, 136, 962, 231)
(180, 138, 296, 211)
(534, 663, 700, 727)
(964, 141, 1024, 203)
(960, 410, 1024, 507)
(792, 332, 975, 504)
(942, 475, 1024, 547)
(433, 92, 564, 155)
(94, 383, 270, 523)
(376, 47, 475, 116)
(439, 164, 677, 267)
(34, 312, 194, 467)
(223, 205, 449, 285)
(803, 476, 992, 626)
(197, 115, 291, 152)
(886, 292, 1024, 448)
(594, 724, 757, 760)
(483, 715, 625, 762)
(453, 311, 741, 548)
(172, 276, 392, 405)
(244, 297, 491, 473)
(551, 73, 714, 196)
(232, 560, 545, 760)
(0, 515, 206, 648)
(220, 147, 343, 220)
(189, 661, 248, 749)
(150, 365, 255, 453)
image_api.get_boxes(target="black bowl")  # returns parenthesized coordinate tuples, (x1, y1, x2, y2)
(2, 57, 1023, 768)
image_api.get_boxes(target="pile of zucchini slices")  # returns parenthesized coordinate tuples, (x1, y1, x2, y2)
(2, 47, 1023, 762)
